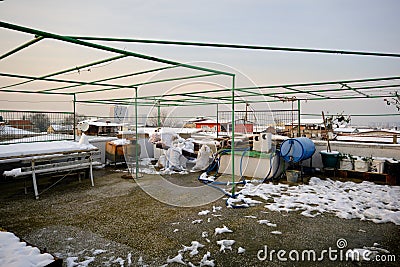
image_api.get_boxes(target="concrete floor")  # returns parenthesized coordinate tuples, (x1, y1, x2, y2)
(0, 167, 399, 266)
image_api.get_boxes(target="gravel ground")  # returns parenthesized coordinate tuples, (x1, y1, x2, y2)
(0, 167, 399, 267)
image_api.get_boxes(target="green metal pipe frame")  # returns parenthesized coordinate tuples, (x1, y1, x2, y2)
(0, 36, 44, 60)
(71, 36, 400, 58)
(41, 65, 178, 93)
(73, 78, 399, 104)
(0, 21, 234, 77)
(0, 22, 398, 104)
(0, 72, 133, 89)
(2, 20, 400, 199)
(1, 21, 398, 104)
(0, 55, 127, 90)
(70, 73, 221, 95)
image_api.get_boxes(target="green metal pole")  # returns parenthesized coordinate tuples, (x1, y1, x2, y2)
(73, 94, 76, 141)
(0, 36, 44, 60)
(231, 75, 236, 196)
(157, 100, 161, 127)
(216, 103, 219, 138)
(297, 99, 301, 137)
(135, 87, 139, 179)
(71, 36, 400, 58)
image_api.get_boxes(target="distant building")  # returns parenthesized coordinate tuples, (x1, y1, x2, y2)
(47, 124, 74, 134)
(184, 117, 223, 132)
(193, 119, 223, 132)
(8, 119, 34, 131)
(77, 119, 124, 136)
(227, 119, 254, 134)
(285, 119, 326, 138)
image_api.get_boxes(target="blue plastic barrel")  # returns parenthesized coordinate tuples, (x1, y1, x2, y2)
(280, 137, 316, 163)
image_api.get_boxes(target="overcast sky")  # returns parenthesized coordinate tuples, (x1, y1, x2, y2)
(1, 0, 400, 125)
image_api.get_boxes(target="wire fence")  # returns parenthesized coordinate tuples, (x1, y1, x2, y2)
(218, 109, 300, 135)
(0, 110, 75, 145)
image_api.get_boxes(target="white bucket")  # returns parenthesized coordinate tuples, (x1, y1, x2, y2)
(286, 170, 300, 183)
(253, 134, 261, 151)
(339, 159, 353, 170)
(253, 133, 272, 152)
(371, 159, 385, 173)
(153, 144, 164, 159)
(354, 160, 368, 172)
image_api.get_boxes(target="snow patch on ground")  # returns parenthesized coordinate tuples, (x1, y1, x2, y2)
(214, 225, 233, 235)
(216, 239, 235, 252)
(0, 231, 54, 267)
(238, 177, 400, 225)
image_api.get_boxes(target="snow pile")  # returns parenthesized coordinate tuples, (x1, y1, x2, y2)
(214, 225, 233, 235)
(78, 133, 90, 146)
(3, 168, 22, 177)
(199, 251, 215, 266)
(237, 177, 400, 225)
(216, 239, 235, 252)
(0, 231, 54, 267)
(271, 231, 282, 235)
(0, 140, 97, 159)
(198, 172, 215, 182)
(0, 125, 36, 135)
(198, 210, 210, 216)
(110, 138, 130, 146)
(226, 193, 263, 208)
(65, 249, 133, 267)
(237, 247, 246, 254)
(92, 249, 107, 255)
(180, 241, 205, 257)
(258, 220, 277, 227)
(66, 256, 95, 267)
(166, 241, 213, 266)
(166, 253, 186, 265)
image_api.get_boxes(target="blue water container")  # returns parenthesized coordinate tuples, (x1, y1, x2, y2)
(280, 137, 316, 163)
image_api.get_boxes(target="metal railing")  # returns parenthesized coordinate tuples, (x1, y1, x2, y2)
(218, 109, 300, 135)
(0, 110, 75, 144)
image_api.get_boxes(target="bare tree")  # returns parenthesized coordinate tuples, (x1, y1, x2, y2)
(384, 91, 400, 111)
(63, 113, 88, 125)
(145, 109, 180, 127)
(30, 113, 50, 132)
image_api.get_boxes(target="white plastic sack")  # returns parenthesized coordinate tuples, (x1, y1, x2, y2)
(149, 132, 161, 144)
(165, 145, 186, 171)
(191, 145, 212, 171)
(157, 155, 166, 169)
(160, 130, 179, 148)
(183, 138, 195, 153)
